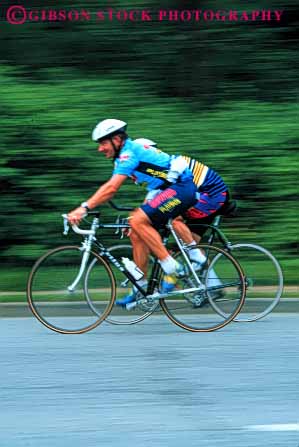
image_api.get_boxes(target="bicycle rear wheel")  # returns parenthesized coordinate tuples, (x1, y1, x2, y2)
(27, 245, 115, 334)
(160, 244, 246, 332)
(85, 244, 159, 325)
(215, 243, 284, 322)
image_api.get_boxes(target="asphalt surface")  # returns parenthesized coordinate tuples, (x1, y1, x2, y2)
(1, 313, 299, 447)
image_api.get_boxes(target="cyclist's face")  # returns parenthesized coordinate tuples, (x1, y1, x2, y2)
(97, 136, 122, 158)
(97, 139, 115, 158)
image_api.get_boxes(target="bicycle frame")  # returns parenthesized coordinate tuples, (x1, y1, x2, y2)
(62, 213, 207, 305)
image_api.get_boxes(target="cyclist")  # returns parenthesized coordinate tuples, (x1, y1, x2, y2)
(67, 119, 198, 300)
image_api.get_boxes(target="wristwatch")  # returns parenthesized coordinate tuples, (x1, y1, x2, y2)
(80, 201, 90, 211)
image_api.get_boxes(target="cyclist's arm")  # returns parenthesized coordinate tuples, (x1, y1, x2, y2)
(86, 174, 127, 209)
(67, 174, 127, 224)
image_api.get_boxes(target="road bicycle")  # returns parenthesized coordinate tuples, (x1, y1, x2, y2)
(26, 208, 247, 334)
(90, 201, 284, 325)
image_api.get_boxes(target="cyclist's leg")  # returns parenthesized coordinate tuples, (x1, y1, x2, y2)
(129, 188, 160, 276)
(117, 181, 193, 306)
(172, 216, 206, 264)
(115, 229, 149, 307)
(129, 209, 170, 260)
(130, 180, 197, 270)
(172, 216, 194, 243)
(129, 229, 150, 276)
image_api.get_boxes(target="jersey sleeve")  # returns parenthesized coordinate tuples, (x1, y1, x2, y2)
(113, 150, 139, 176)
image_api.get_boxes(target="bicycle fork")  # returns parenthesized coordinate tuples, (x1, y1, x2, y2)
(67, 244, 92, 292)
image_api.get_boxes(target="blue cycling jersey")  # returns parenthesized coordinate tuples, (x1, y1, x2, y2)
(113, 138, 193, 191)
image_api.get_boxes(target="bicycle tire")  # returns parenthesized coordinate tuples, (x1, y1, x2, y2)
(27, 245, 116, 334)
(210, 243, 284, 322)
(160, 244, 246, 332)
(85, 244, 159, 325)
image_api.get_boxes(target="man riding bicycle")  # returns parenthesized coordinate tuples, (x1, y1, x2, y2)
(67, 119, 199, 300)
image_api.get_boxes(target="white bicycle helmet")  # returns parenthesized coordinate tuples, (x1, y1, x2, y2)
(134, 138, 157, 147)
(92, 119, 127, 142)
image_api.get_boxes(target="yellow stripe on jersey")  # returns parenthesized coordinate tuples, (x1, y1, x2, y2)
(182, 156, 208, 187)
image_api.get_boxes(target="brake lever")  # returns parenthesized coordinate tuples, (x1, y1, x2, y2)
(115, 215, 129, 239)
(114, 215, 121, 235)
(62, 214, 70, 235)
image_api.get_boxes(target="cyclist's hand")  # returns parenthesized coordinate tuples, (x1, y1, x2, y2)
(121, 227, 131, 238)
(67, 207, 86, 225)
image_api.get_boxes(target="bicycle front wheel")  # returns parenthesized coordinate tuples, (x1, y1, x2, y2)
(85, 244, 159, 325)
(224, 243, 284, 322)
(160, 244, 246, 332)
(27, 245, 116, 334)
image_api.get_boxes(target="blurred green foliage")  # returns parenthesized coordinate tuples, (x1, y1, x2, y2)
(0, 0, 298, 287)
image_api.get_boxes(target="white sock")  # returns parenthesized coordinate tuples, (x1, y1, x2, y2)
(187, 241, 207, 264)
(187, 242, 222, 286)
(159, 256, 178, 274)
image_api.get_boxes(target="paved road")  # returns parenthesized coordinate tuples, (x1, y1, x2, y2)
(0, 313, 299, 447)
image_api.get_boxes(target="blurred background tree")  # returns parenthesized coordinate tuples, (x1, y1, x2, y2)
(0, 0, 298, 289)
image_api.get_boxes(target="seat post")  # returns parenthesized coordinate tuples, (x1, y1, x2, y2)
(213, 215, 222, 228)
